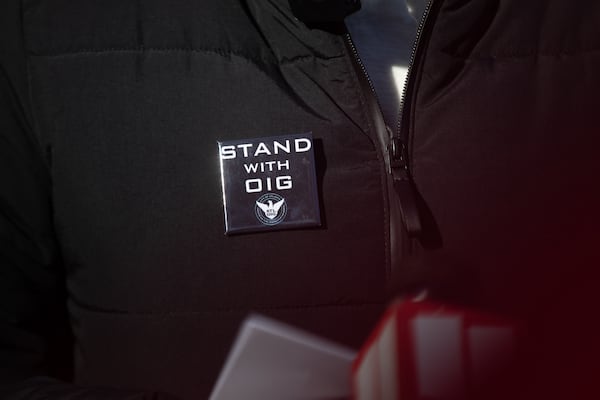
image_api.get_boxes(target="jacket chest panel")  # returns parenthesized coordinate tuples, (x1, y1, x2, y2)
(28, 45, 388, 311)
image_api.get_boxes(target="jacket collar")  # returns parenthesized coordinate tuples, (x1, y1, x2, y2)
(244, 0, 371, 132)
(244, 0, 347, 62)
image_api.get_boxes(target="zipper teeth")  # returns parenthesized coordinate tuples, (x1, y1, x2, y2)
(345, 31, 393, 279)
(345, 32, 385, 117)
(395, 0, 435, 141)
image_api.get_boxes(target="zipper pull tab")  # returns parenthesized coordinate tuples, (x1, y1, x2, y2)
(389, 136, 422, 237)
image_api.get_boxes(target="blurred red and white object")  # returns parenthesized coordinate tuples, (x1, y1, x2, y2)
(352, 298, 519, 400)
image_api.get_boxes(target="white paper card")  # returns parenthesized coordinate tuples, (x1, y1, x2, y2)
(209, 314, 357, 400)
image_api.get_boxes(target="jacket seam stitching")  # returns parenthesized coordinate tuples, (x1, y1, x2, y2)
(69, 297, 386, 316)
(29, 46, 273, 64)
(338, 35, 391, 283)
(440, 47, 600, 61)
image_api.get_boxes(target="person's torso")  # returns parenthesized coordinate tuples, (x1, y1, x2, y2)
(24, 0, 399, 396)
(21, 0, 600, 398)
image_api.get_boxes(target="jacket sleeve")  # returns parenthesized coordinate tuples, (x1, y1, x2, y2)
(0, 3, 178, 399)
(0, 73, 181, 400)
(0, 5, 71, 388)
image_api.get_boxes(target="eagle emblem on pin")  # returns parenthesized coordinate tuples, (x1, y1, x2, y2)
(255, 193, 287, 226)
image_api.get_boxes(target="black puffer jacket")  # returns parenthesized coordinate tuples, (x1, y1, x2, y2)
(1, 1, 598, 399)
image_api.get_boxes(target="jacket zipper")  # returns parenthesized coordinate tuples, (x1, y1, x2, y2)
(344, 32, 390, 166)
(345, 34, 384, 115)
(344, 1, 439, 271)
(386, 0, 440, 242)
(344, 31, 395, 277)
(395, 0, 436, 178)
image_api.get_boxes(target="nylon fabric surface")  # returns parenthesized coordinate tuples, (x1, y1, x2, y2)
(1, 0, 599, 399)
